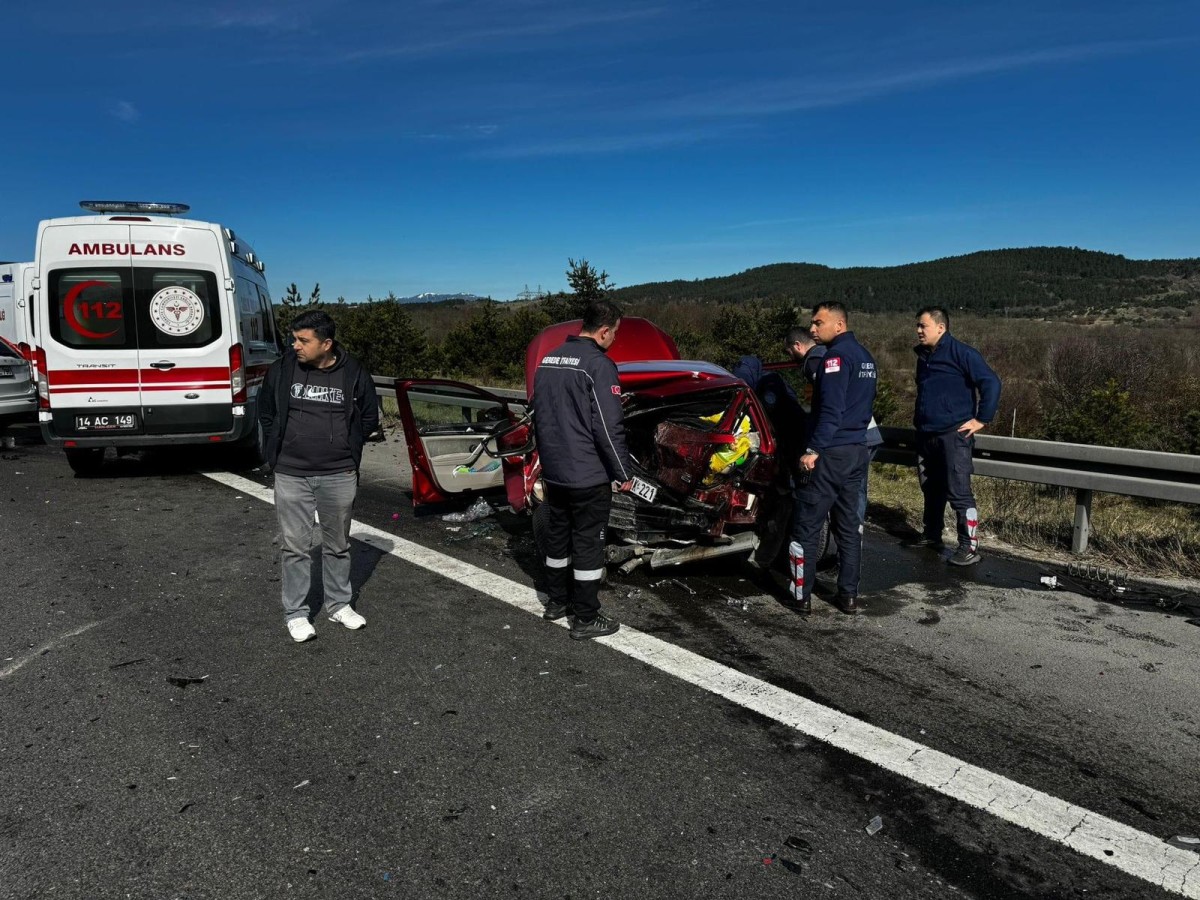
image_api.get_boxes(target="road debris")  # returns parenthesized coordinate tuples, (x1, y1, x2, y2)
(166, 675, 208, 689)
(865, 816, 884, 836)
(652, 578, 696, 595)
(442, 497, 493, 523)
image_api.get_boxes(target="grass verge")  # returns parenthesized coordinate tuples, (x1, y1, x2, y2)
(868, 464, 1200, 581)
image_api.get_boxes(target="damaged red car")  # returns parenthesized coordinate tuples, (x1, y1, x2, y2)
(396, 317, 819, 574)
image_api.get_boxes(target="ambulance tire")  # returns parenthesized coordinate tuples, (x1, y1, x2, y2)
(65, 448, 105, 478)
(232, 420, 266, 470)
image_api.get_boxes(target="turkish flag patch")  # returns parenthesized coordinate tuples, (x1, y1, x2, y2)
(611, 385, 621, 395)
(824, 357, 842, 373)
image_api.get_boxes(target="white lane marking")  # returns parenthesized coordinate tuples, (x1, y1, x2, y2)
(204, 470, 1200, 898)
(0, 620, 103, 680)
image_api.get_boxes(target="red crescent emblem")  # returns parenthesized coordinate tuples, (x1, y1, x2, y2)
(63, 281, 119, 340)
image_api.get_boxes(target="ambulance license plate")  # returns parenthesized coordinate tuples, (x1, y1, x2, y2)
(75, 414, 138, 432)
(630, 476, 657, 503)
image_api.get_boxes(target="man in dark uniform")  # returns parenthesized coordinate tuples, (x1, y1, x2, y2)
(531, 300, 632, 640)
(791, 302, 877, 614)
(912, 306, 1002, 566)
(785, 326, 826, 387)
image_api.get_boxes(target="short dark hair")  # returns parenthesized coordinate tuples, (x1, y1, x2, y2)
(918, 306, 950, 329)
(291, 310, 336, 342)
(581, 299, 622, 332)
(812, 301, 848, 324)
(785, 326, 814, 347)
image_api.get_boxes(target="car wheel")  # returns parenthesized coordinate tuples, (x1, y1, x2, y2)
(753, 488, 793, 568)
(65, 447, 105, 477)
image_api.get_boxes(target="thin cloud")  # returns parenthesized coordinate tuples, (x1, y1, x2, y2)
(650, 38, 1189, 120)
(472, 125, 733, 159)
(338, 7, 664, 62)
(111, 101, 140, 123)
(724, 210, 985, 232)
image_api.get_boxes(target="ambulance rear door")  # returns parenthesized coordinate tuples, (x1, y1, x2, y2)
(41, 224, 143, 436)
(127, 223, 232, 437)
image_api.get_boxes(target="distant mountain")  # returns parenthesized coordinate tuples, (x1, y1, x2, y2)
(609, 248, 1200, 316)
(396, 292, 483, 305)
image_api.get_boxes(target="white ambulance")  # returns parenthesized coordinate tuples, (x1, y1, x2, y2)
(0, 261, 36, 359)
(34, 201, 282, 475)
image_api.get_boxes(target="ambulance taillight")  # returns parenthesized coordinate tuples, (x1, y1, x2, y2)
(34, 346, 49, 410)
(230, 343, 246, 403)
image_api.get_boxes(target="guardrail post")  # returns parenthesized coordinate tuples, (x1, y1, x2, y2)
(1072, 489, 1093, 554)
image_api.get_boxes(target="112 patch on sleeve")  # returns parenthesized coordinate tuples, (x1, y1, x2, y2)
(824, 357, 842, 374)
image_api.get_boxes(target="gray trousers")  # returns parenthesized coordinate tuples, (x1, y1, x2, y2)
(275, 471, 358, 621)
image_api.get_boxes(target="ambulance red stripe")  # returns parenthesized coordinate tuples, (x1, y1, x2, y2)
(49, 367, 232, 386)
(51, 383, 232, 394)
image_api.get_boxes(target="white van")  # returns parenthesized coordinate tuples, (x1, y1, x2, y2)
(33, 201, 281, 475)
(0, 261, 36, 359)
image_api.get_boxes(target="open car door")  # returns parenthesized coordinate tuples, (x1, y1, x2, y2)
(395, 379, 533, 506)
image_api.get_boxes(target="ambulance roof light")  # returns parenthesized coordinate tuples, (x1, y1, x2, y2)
(79, 201, 191, 216)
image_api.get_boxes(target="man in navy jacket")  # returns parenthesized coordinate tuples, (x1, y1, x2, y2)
(912, 306, 1002, 566)
(531, 300, 632, 640)
(791, 302, 877, 614)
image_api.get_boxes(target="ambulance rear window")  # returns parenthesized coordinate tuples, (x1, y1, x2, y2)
(48, 267, 221, 350)
(49, 269, 132, 349)
(135, 270, 221, 348)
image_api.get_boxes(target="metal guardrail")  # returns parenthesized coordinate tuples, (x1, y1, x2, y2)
(375, 375, 1198, 554)
(878, 427, 1200, 553)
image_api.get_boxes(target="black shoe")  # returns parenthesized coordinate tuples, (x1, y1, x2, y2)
(782, 596, 811, 615)
(542, 600, 570, 621)
(569, 613, 620, 640)
(834, 594, 859, 614)
(948, 548, 981, 567)
(904, 535, 944, 550)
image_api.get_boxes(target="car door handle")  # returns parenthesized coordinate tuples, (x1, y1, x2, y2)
(149, 361, 176, 370)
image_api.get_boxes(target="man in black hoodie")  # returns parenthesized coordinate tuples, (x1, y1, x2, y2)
(258, 310, 380, 643)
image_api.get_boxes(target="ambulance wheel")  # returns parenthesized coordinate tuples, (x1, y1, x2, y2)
(232, 420, 266, 469)
(65, 448, 105, 477)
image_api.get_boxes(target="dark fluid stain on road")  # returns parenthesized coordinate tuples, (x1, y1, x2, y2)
(775, 738, 1122, 899)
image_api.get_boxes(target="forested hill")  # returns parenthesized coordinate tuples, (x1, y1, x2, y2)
(609, 248, 1200, 315)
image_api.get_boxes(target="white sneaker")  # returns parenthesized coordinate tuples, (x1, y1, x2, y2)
(328, 606, 366, 630)
(287, 618, 317, 642)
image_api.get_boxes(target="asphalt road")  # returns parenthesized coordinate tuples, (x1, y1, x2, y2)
(2, 423, 1198, 900)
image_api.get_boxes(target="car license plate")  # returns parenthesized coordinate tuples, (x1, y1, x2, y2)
(75, 413, 138, 432)
(0, 366, 12, 378)
(630, 476, 657, 503)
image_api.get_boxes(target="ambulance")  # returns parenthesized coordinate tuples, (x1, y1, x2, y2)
(33, 201, 281, 475)
(0, 261, 36, 360)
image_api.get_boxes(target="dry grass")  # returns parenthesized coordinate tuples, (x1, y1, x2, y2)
(867, 464, 1200, 581)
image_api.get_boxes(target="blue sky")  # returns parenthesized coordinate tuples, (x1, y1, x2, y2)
(3, 1, 1198, 301)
